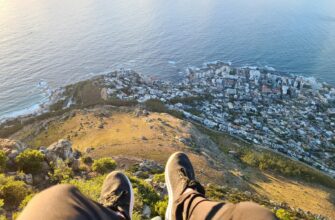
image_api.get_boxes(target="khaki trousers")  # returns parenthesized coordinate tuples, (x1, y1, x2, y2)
(18, 184, 277, 220)
(175, 192, 278, 220)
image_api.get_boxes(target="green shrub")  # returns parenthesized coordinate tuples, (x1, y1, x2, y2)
(128, 174, 160, 214)
(200, 124, 335, 188)
(153, 196, 168, 217)
(19, 193, 36, 209)
(145, 99, 168, 113)
(0, 151, 6, 172)
(0, 174, 29, 210)
(65, 175, 106, 201)
(92, 158, 117, 174)
(15, 149, 45, 174)
(135, 171, 150, 179)
(132, 212, 142, 220)
(276, 209, 293, 220)
(169, 95, 210, 105)
(49, 160, 73, 183)
(152, 173, 165, 183)
(144, 99, 184, 119)
(0, 199, 3, 211)
(240, 150, 335, 188)
(12, 212, 21, 219)
(81, 155, 93, 165)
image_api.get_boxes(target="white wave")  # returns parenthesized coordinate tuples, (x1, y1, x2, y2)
(242, 65, 258, 70)
(0, 81, 60, 124)
(203, 60, 220, 67)
(37, 80, 52, 97)
(168, 60, 176, 65)
(265, 65, 276, 71)
(0, 103, 45, 124)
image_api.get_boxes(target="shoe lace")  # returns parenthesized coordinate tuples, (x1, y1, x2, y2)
(178, 168, 205, 195)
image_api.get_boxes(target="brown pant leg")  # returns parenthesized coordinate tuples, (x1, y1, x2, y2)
(17, 184, 123, 220)
(177, 192, 278, 220)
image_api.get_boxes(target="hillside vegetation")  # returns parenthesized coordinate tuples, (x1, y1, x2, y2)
(0, 105, 332, 219)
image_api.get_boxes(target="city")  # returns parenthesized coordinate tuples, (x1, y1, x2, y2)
(98, 62, 335, 177)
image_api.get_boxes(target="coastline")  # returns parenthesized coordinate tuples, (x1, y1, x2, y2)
(0, 61, 330, 124)
(1, 61, 334, 178)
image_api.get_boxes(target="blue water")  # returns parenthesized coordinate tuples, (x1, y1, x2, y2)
(1, 0, 335, 120)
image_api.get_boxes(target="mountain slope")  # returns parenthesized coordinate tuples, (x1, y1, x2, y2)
(8, 106, 335, 219)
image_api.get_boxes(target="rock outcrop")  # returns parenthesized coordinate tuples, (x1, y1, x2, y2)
(45, 139, 74, 163)
(0, 138, 26, 156)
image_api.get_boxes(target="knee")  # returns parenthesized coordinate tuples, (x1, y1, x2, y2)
(34, 184, 80, 201)
(47, 184, 78, 194)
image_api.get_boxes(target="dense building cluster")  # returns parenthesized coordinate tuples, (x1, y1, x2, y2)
(100, 62, 335, 177)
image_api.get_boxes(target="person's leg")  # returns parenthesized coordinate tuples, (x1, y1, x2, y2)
(165, 152, 278, 220)
(177, 190, 277, 220)
(18, 171, 134, 220)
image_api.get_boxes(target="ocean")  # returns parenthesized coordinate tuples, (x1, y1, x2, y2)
(1, 0, 335, 120)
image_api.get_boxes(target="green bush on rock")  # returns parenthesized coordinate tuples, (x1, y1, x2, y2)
(65, 175, 106, 201)
(0, 151, 6, 172)
(15, 149, 45, 174)
(152, 173, 165, 183)
(0, 174, 30, 210)
(153, 196, 168, 217)
(49, 160, 73, 183)
(276, 209, 293, 220)
(92, 158, 117, 174)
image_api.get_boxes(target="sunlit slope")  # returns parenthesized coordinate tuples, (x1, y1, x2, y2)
(11, 107, 335, 219)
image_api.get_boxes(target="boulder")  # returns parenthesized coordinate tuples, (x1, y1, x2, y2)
(41, 161, 51, 173)
(7, 149, 19, 159)
(0, 138, 26, 155)
(142, 205, 151, 219)
(39, 146, 48, 154)
(33, 173, 46, 185)
(138, 160, 163, 173)
(46, 139, 74, 163)
(244, 191, 252, 197)
(25, 174, 33, 185)
(73, 150, 81, 159)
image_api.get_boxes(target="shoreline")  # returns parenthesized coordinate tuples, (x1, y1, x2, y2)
(0, 61, 331, 124)
(1, 61, 335, 179)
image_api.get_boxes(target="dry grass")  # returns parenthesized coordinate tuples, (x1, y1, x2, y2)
(20, 109, 223, 184)
(10, 107, 335, 219)
(253, 173, 335, 219)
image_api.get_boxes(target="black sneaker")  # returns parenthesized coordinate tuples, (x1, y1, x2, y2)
(99, 171, 134, 220)
(165, 152, 205, 220)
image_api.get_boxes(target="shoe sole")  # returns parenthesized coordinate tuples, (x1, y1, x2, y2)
(165, 152, 181, 220)
(124, 173, 135, 219)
